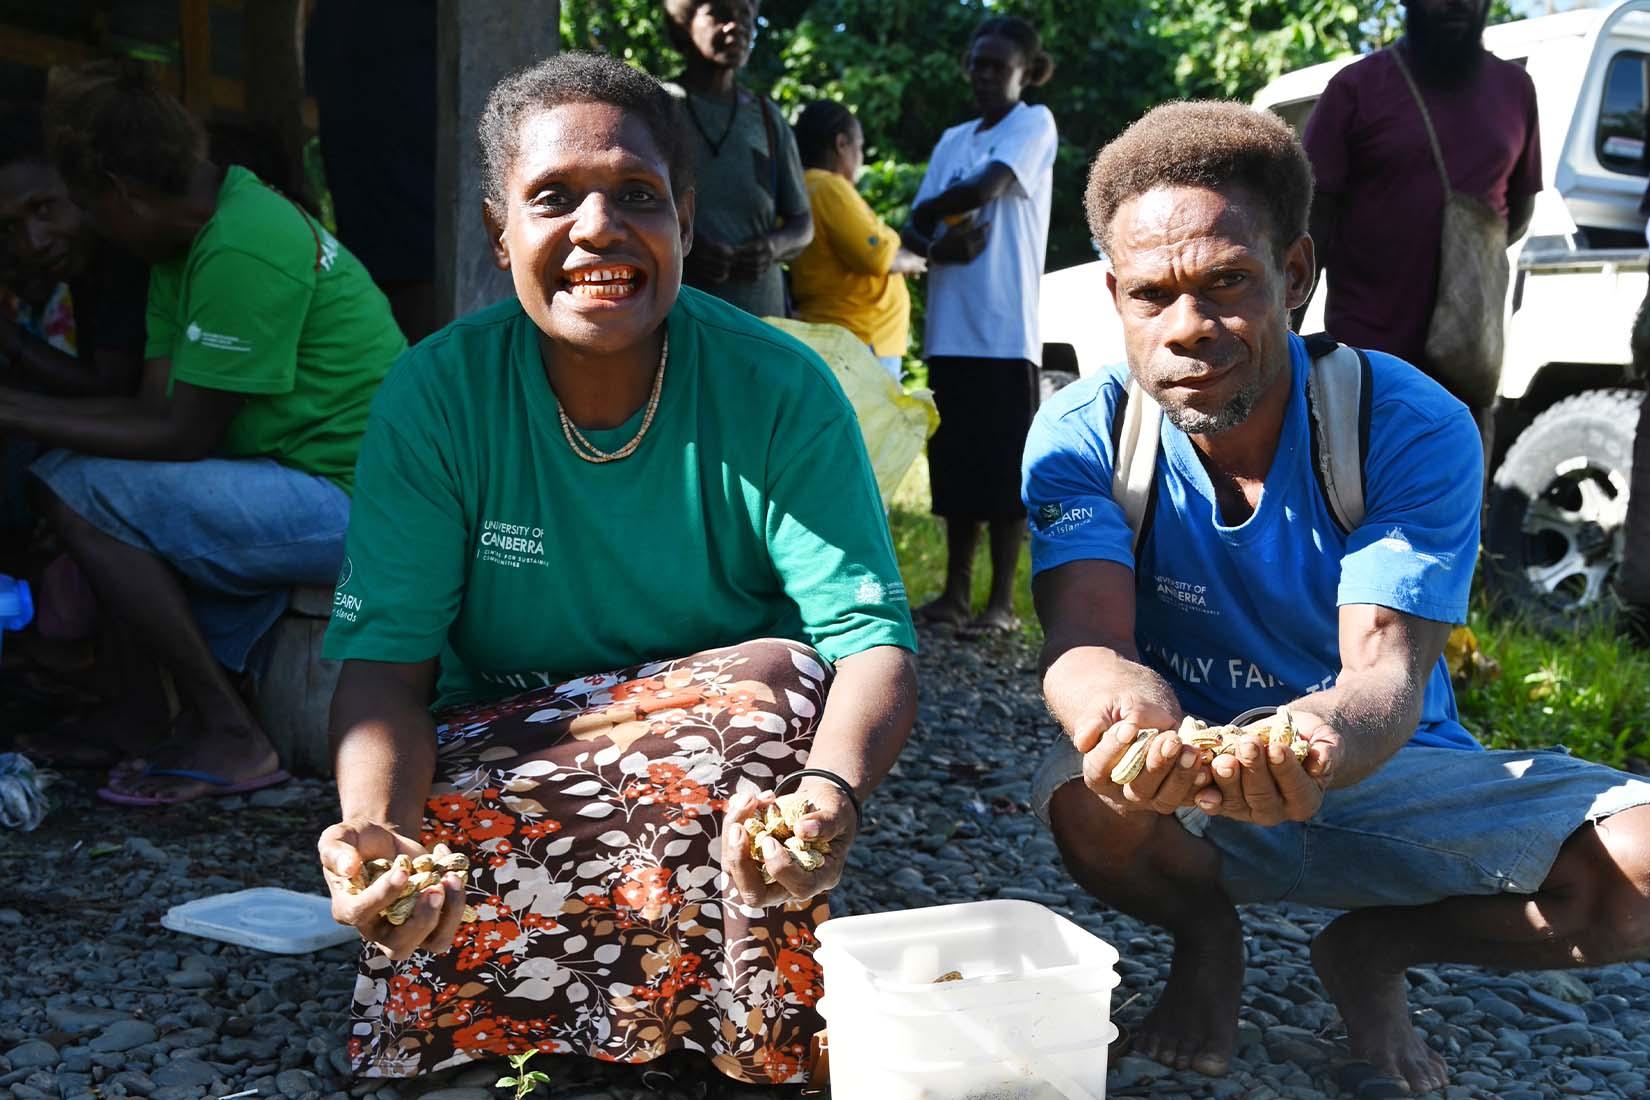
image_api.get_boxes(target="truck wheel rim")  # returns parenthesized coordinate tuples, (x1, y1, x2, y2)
(1519, 455, 1629, 611)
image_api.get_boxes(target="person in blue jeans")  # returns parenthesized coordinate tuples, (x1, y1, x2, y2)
(1023, 101, 1650, 1095)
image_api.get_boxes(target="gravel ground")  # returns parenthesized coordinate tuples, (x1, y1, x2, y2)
(4, 624, 1649, 1100)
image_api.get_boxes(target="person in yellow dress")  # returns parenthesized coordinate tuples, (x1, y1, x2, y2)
(789, 101, 925, 379)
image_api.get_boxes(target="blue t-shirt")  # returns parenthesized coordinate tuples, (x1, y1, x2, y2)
(1022, 333, 1483, 750)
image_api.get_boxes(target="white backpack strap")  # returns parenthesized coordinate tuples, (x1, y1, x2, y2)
(1305, 340, 1372, 534)
(1112, 375, 1164, 553)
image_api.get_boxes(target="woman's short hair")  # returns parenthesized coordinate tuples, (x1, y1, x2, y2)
(793, 100, 856, 170)
(44, 60, 208, 197)
(1084, 100, 1313, 258)
(968, 16, 1055, 88)
(479, 52, 694, 214)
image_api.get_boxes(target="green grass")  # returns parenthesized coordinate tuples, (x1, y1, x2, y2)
(1457, 598, 1650, 770)
(889, 462, 1650, 769)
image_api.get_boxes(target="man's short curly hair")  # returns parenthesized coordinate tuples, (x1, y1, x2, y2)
(478, 52, 693, 217)
(1084, 100, 1312, 258)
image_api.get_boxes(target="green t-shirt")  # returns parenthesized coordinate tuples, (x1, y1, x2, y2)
(322, 286, 916, 708)
(145, 165, 407, 494)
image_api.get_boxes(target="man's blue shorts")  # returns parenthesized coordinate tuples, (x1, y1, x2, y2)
(1032, 736, 1650, 909)
(31, 450, 349, 672)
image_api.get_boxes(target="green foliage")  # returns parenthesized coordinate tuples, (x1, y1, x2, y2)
(494, 1051, 551, 1100)
(1456, 598, 1650, 770)
(560, 0, 1429, 275)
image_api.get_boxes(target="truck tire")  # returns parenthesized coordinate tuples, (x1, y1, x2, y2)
(1484, 388, 1643, 631)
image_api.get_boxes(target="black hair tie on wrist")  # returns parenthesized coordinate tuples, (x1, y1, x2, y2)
(774, 768, 862, 828)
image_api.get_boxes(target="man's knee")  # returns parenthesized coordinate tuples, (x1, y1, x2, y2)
(1593, 807, 1650, 956)
(1048, 780, 1212, 884)
(1547, 807, 1650, 958)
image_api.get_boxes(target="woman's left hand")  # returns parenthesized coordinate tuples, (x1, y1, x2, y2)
(727, 234, 777, 280)
(721, 777, 858, 907)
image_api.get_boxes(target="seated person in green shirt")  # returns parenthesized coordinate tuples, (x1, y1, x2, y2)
(313, 54, 916, 1088)
(0, 61, 406, 804)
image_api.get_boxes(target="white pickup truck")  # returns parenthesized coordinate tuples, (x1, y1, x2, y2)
(1041, 0, 1650, 629)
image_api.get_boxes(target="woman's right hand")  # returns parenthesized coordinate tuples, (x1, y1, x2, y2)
(890, 248, 928, 276)
(317, 820, 468, 960)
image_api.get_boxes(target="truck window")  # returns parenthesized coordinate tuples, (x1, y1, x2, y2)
(1596, 50, 1649, 176)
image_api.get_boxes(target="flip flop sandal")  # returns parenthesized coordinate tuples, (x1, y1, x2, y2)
(97, 765, 291, 808)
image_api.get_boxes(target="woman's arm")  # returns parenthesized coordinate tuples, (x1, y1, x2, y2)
(0, 316, 142, 397)
(0, 372, 240, 460)
(723, 644, 916, 906)
(318, 657, 468, 960)
(329, 658, 440, 830)
(909, 161, 1017, 238)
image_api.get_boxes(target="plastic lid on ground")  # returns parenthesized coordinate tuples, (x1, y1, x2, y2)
(161, 887, 361, 954)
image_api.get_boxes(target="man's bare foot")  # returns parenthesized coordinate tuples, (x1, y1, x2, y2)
(959, 606, 1021, 638)
(912, 595, 971, 626)
(1313, 915, 1449, 1093)
(1134, 913, 1245, 1076)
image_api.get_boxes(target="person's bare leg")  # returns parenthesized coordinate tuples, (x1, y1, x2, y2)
(1312, 804, 1650, 1092)
(42, 490, 279, 795)
(913, 519, 978, 625)
(1049, 781, 1243, 1076)
(967, 518, 1023, 633)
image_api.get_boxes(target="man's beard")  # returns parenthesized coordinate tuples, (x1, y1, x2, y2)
(1143, 356, 1280, 438)
(1158, 380, 1264, 437)
(1404, 3, 1488, 89)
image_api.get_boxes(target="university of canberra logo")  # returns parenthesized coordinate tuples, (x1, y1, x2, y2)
(1034, 502, 1064, 531)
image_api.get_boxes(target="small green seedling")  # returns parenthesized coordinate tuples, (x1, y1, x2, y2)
(495, 1050, 550, 1100)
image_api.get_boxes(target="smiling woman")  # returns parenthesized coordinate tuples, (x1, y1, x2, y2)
(315, 53, 917, 1088)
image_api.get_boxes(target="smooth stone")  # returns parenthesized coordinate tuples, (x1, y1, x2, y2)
(59, 1047, 92, 1073)
(412, 1091, 495, 1100)
(89, 1021, 158, 1054)
(1109, 1055, 1172, 1086)
(1558, 1073, 1596, 1094)
(1527, 970, 1595, 1003)
(121, 837, 169, 865)
(163, 971, 217, 992)
(1575, 1055, 1635, 1075)
(150, 1061, 218, 1089)
(148, 1087, 206, 1100)
(46, 1008, 131, 1034)
(5, 1041, 59, 1069)
(1494, 1027, 1532, 1057)
(1526, 988, 1590, 1024)
(276, 1068, 315, 1098)
(106, 1071, 156, 1096)
(995, 886, 1069, 906)
(1453, 1070, 1498, 1088)
(0, 908, 21, 926)
(1477, 995, 1523, 1023)
(1532, 1021, 1595, 1049)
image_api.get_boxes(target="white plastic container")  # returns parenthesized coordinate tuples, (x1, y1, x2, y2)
(816, 899, 1121, 1099)
(161, 888, 361, 954)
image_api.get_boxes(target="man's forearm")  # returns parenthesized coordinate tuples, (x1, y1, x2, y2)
(799, 645, 916, 799)
(1288, 664, 1426, 789)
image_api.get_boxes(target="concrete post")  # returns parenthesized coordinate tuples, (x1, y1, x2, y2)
(436, 1, 560, 324)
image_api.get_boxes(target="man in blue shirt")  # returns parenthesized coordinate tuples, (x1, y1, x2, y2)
(1025, 101, 1650, 1094)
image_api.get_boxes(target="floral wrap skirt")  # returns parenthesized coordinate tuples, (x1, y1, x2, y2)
(347, 639, 833, 1084)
